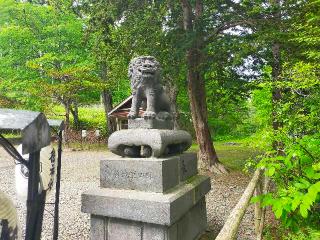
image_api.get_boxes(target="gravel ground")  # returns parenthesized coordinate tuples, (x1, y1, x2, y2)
(0, 148, 255, 240)
(203, 172, 255, 240)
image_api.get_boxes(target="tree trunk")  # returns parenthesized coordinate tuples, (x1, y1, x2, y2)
(100, 62, 114, 136)
(164, 82, 180, 130)
(271, 42, 281, 122)
(180, 0, 227, 173)
(70, 101, 80, 130)
(102, 89, 114, 135)
(63, 100, 71, 143)
(270, 0, 283, 154)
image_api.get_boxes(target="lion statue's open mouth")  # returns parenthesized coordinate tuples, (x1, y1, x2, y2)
(137, 67, 155, 75)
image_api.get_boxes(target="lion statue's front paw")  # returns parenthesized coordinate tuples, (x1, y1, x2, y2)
(157, 111, 172, 120)
(143, 111, 156, 119)
(128, 111, 138, 119)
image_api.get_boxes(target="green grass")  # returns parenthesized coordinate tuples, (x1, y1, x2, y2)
(190, 140, 260, 171)
(216, 142, 259, 171)
(0, 133, 21, 138)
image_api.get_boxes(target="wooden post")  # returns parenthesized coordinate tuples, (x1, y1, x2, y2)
(257, 175, 270, 240)
(116, 118, 120, 131)
(254, 176, 263, 235)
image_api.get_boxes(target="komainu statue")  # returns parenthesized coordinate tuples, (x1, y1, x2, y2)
(128, 56, 172, 120)
(108, 55, 192, 158)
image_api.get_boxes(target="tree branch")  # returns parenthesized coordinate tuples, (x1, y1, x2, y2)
(204, 19, 256, 44)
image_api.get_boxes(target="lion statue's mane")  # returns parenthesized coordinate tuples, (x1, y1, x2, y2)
(127, 56, 171, 120)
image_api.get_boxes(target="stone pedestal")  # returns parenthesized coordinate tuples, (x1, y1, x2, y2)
(107, 129, 192, 158)
(81, 153, 211, 240)
(128, 118, 173, 130)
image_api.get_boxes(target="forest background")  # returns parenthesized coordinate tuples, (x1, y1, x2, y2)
(0, 0, 319, 239)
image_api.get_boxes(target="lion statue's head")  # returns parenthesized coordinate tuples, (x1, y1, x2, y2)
(128, 56, 161, 89)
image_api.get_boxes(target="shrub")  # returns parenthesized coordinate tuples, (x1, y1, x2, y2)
(47, 105, 108, 136)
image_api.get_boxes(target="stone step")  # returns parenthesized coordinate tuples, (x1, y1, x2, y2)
(82, 175, 210, 226)
(100, 153, 198, 193)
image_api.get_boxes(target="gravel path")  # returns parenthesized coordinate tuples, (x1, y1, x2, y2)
(0, 148, 255, 240)
(203, 172, 255, 240)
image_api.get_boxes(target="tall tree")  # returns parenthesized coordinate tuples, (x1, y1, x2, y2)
(249, 0, 307, 152)
(270, 0, 283, 153)
(0, 0, 102, 135)
(178, 0, 259, 173)
(179, 0, 225, 172)
(78, 0, 131, 136)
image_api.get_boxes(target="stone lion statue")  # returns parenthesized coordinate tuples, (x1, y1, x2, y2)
(128, 56, 172, 120)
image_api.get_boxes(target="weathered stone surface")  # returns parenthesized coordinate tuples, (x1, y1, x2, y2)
(179, 153, 198, 182)
(82, 175, 211, 226)
(88, 198, 207, 240)
(100, 156, 179, 192)
(176, 198, 207, 240)
(127, 56, 172, 121)
(100, 153, 198, 192)
(108, 129, 192, 158)
(142, 223, 167, 240)
(90, 215, 106, 240)
(108, 218, 142, 240)
(128, 118, 173, 130)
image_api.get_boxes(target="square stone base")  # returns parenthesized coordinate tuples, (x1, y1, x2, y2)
(82, 151, 211, 240)
(82, 175, 210, 225)
(100, 153, 198, 193)
(90, 198, 207, 240)
(128, 118, 173, 130)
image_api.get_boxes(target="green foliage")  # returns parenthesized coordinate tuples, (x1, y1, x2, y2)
(263, 225, 320, 240)
(79, 0, 260, 140)
(48, 105, 107, 135)
(255, 134, 320, 230)
(251, 86, 273, 129)
(292, 0, 320, 61)
(284, 227, 320, 240)
(248, 1, 320, 237)
(0, 1, 319, 237)
(252, 70, 320, 236)
(0, 0, 102, 111)
(75, 107, 107, 135)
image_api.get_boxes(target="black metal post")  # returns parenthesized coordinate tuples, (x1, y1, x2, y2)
(25, 150, 45, 240)
(53, 130, 63, 240)
(0, 219, 9, 240)
(34, 191, 47, 239)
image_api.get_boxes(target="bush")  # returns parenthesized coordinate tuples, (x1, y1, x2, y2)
(254, 133, 320, 234)
(76, 107, 107, 135)
(47, 105, 108, 136)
